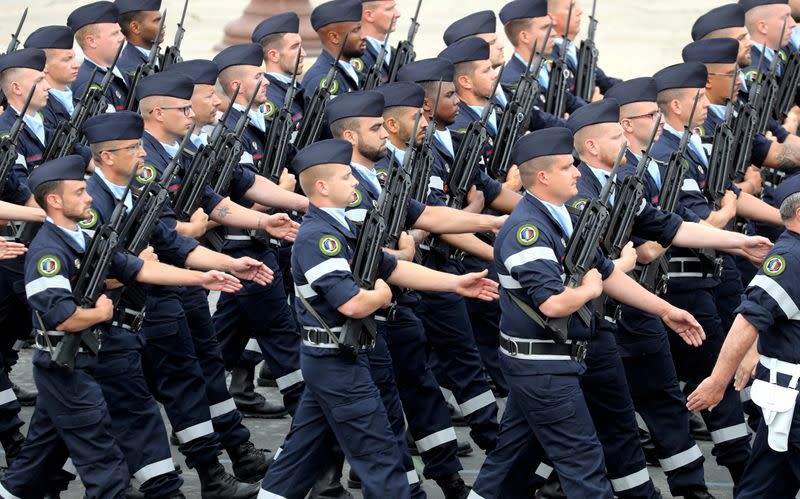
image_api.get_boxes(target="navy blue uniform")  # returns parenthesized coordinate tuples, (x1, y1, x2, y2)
(471, 192, 615, 499)
(265, 73, 305, 124)
(0, 221, 134, 498)
(301, 50, 362, 97)
(118, 43, 150, 77)
(41, 92, 73, 131)
(346, 162, 461, 484)
(651, 126, 752, 474)
(615, 150, 708, 496)
(553, 39, 622, 94)
(734, 231, 800, 498)
(72, 58, 130, 112)
(210, 106, 305, 413)
(360, 36, 392, 85)
(259, 205, 410, 498)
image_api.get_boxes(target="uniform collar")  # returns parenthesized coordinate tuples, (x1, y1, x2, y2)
(49, 87, 74, 115)
(434, 129, 454, 157)
(267, 72, 293, 85)
(309, 204, 357, 239)
(523, 190, 573, 237)
(94, 167, 133, 212)
(350, 162, 381, 195)
(366, 36, 391, 65)
(85, 55, 126, 82)
(48, 216, 86, 251)
(233, 102, 266, 132)
(11, 106, 45, 145)
(385, 140, 406, 165)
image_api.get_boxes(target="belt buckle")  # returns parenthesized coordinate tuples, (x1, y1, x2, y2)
(387, 302, 398, 321)
(507, 338, 519, 356)
(573, 341, 588, 362)
(130, 310, 144, 331)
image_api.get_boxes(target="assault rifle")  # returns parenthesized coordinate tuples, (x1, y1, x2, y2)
(411, 80, 442, 203)
(50, 180, 132, 371)
(361, 19, 394, 90)
(122, 125, 195, 255)
(775, 44, 800, 120)
(125, 10, 167, 110)
(387, 0, 422, 82)
(0, 8, 28, 108)
(732, 57, 761, 181)
(489, 27, 550, 180)
(261, 49, 302, 182)
(705, 66, 738, 210)
(602, 116, 660, 259)
(0, 83, 35, 200)
(382, 112, 421, 249)
(574, 0, 598, 102)
(754, 17, 786, 135)
(526, 145, 622, 343)
(544, 1, 573, 117)
(445, 65, 505, 210)
(172, 84, 238, 221)
(294, 33, 348, 149)
(161, 0, 188, 70)
(79, 42, 125, 128)
(637, 89, 700, 293)
(43, 68, 98, 162)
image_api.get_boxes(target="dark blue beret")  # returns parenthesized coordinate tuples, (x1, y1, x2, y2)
(396, 58, 455, 83)
(605, 77, 657, 106)
(692, 4, 745, 40)
(739, 0, 788, 12)
(311, 0, 363, 31)
(212, 43, 264, 72)
(444, 11, 496, 45)
(374, 82, 425, 108)
(566, 98, 620, 134)
(438, 37, 490, 65)
(83, 111, 144, 143)
(25, 26, 74, 50)
(682, 38, 739, 64)
(654, 62, 708, 92)
(252, 12, 300, 43)
(292, 139, 353, 174)
(0, 48, 46, 73)
(29, 155, 87, 192)
(325, 90, 384, 124)
(68, 2, 119, 32)
(136, 71, 194, 100)
(114, 0, 161, 15)
(512, 127, 574, 164)
(163, 59, 219, 86)
(499, 0, 548, 24)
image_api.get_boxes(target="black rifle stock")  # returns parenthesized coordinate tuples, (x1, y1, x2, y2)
(574, 0, 598, 102)
(775, 48, 800, 121)
(361, 20, 394, 90)
(43, 67, 99, 162)
(0, 8, 28, 108)
(381, 112, 420, 249)
(78, 42, 125, 130)
(411, 80, 442, 204)
(161, 0, 188, 69)
(294, 33, 349, 149)
(544, 1, 572, 116)
(261, 50, 302, 182)
(0, 83, 35, 200)
(754, 18, 786, 135)
(387, 0, 422, 82)
(125, 10, 167, 111)
(705, 66, 738, 210)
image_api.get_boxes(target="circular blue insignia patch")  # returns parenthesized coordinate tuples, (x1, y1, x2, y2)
(136, 164, 157, 184)
(348, 189, 363, 208)
(351, 58, 365, 72)
(763, 255, 786, 277)
(319, 235, 342, 257)
(571, 198, 588, 211)
(320, 77, 339, 95)
(264, 100, 276, 119)
(78, 208, 99, 229)
(516, 224, 539, 246)
(37, 255, 61, 277)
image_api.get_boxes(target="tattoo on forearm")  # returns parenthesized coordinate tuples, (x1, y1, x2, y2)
(777, 143, 800, 169)
(215, 206, 231, 219)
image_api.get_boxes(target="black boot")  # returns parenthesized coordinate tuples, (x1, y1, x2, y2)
(309, 448, 352, 498)
(11, 383, 36, 406)
(195, 458, 260, 499)
(0, 429, 24, 465)
(227, 441, 269, 483)
(689, 412, 711, 441)
(535, 473, 567, 499)
(681, 487, 716, 499)
(230, 366, 288, 419)
(256, 363, 276, 387)
(435, 473, 470, 499)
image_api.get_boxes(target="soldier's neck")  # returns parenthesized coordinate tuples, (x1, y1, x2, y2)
(9, 100, 41, 117)
(529, 186, 565, 206)
(97, 165, 128, 186)
(45, 77, 69, 91)
(48, 211, 78, 231)
(457, 91, 487, 108)
(361, 24, 386, 41)
(351, 151, 375, 169)
(145, 126, 179, 147)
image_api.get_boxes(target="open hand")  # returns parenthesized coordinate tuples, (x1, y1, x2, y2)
(741, 236, 773, 265)
(686, 376, 726, 412)
(200, 270, 242, 293)
(0, 239, 26, 260)
(229, 256, 274, 285)
(263, 213, 299, 242)
(453, 269, 499, 301)
(662, 307, 705, 347)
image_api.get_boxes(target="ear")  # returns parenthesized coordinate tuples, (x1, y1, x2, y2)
(342, 128, 357, 146)
(705, 78, 713, 91)
(457, 74, 472, 91)
(383, 115, 398, 134)
(670, 98, 682, 117)
(537, 168, 549, 185)
(266, 48, 280, 64)
(315, 178, 329, 197)
(129, 20, 141, 36)
(328, 30, 340, 46)
(422, 96, 433, 114)
(362, 8, 375, 23)
(619, 118, 633, 133)
(584, 138, 598, 157)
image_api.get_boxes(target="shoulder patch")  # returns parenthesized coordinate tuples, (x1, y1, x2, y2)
(37, 255, 61, 277)
(319, 235, 342, 257)
(320, 77, 339, 95)
(779, 49, 788, 63)
(695, 125, 706, 137)
(375, 168, 389, 186)
(263, 100, 276, 119)
(136, 163, 157, 184)
(348, 189, 363, 208)
(350, 57, 365, 72)
(78, 208, 99, 229)
(743, 70, 758, 84)
(763, 255, 786, 277)
(516, 224, 539, 246)
(571, 198, 588, 211)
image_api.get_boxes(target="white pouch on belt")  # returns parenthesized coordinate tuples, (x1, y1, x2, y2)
(750, 357, 800, 452)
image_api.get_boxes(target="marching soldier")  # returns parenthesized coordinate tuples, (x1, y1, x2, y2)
(252, 12, 306, 123)
(359, 0, 401, 84)
(115, 0, 164, 75)
(24, 26, 80, 130)
(302, 0, 366, 96)
(69, 1, 130, 112)
(258, 138, 498, 499)
(468, 127, 704, 498)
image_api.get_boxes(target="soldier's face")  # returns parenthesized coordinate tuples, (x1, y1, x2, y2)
(137, 10, 166, 46)
(355, 117, 389, 162)
(680, 88, 708, 128)
(44, 49, 79, 86)
(363, 1, 400, 33)
(476, 33, 505, 67)
(435, 83, 460, 127)
(470, 60, 497, 100)
(395, 107, 428, 147)
(529, 16, 556, 54)
(596, 123, 628, 168)
(58, 180, 93, 222)
(191, 84, 221, 127)
(710, 28, 752, 67)
(327, 164, 359, 207)
(707, 63, 740, 105)
(278, 34, 306, 76)
(766, 5, 795, 48)
(542, 154, 580, 202)
(620, 102, 662, 145)
(13, 69, 51, 111)
(240, 67, 268, 106)
(342, 22, 367, 58)
(94, 23, 125, 63)
(159, 97, 195, 136)
(550, 0, 582, 39)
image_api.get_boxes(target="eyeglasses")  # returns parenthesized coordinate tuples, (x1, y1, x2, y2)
(624, 111, 660, 121)
(103, 140, 143, 154)
(156, 105, 193, 116)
